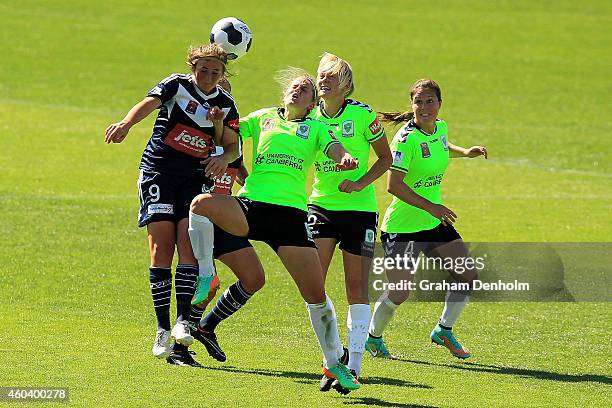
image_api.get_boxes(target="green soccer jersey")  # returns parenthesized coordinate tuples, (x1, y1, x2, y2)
(308, 100, 385, 211)
(381, 119, 450, 233)
(238, 107, 340, 211)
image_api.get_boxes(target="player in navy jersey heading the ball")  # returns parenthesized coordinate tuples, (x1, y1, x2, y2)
(105, 43, 240, 366)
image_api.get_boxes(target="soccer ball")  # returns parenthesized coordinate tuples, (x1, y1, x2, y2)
(210, 17, 252, 60)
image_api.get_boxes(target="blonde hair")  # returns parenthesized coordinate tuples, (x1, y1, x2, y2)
(275, 67, 318, 104)
(317, 52, 354, 97)
(379, 79, 442, 125)
(187, 43, 228, 72)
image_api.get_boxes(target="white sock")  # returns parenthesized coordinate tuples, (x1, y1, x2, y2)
(188, 212, 215, 278)
(439, 290, 469, 328)
(369, 291, 399, 338)
(347, 303, 370, 376)
(307, 295, 343, 367)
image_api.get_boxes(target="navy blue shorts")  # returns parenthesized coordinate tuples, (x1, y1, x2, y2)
(137, 170, 213, 227)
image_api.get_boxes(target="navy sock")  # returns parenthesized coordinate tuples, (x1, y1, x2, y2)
(188, 304, 206, 328)
(149, 267, 172, 331)
(200, 281, 252, 332)
(175, 264, 198, 322)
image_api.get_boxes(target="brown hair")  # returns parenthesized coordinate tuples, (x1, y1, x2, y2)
(187, 43, 228, 72)
(379, 79, 442, 125)
(317, 52, 354, 97)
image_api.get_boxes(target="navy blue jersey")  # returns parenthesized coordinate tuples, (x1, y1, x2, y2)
(140, 73, 240, 176)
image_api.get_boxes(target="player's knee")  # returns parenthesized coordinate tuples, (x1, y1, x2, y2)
(151, 243, 174, 265)
(190, 193, 214, 216)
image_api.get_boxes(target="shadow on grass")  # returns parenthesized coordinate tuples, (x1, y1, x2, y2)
(394, 358, 612, 385)
(342, 397, 441, 408)
(201, 364, 430, 389)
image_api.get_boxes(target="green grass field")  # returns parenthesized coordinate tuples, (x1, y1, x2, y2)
(1, 1, 611, 407)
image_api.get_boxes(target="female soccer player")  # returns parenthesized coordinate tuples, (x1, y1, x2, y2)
(308, 53, 391, 391)
(104, 44, 240, 366)
(189, 68, 361, 391)
(365, 79, 487, 360)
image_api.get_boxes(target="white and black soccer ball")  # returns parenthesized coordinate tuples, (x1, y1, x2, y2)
(210, 17, 252, 60)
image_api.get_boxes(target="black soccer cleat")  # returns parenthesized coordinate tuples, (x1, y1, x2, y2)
(166, 348, 203, 368)
(320, 347, 349, 392)
(332, 369, 358, 395)
(192, 327, 227, 362)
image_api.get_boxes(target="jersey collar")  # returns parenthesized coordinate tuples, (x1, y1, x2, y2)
(410, 118, 437, 136)
(277, 107, 308, 122)
(190, 78, 220, 100)
(319, 99, 348, 119)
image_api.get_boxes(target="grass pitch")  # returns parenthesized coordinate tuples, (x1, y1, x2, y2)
(1, 1, 610, 407)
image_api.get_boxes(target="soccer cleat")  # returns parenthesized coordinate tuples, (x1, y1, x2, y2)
(430, 324, 471, 359)
(365, 335, 396, 359)
(171, 320, 194, 346)
(191, 273, 221, 306)
(166, 348, 203, 367)
(320, 347, 348, 392)
(192, 326, 226, 362)
(152, 329, 172, 359)
(332, 369, 358, 395)
(322, 361, 360, 391)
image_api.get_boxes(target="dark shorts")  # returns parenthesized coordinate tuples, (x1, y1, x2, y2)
(137, 170, 213, 227)
(213, 224, 252, 258)
(380, 223, 462, 259)
(307, 204, 378, 257)
(235, 197, 316, 252)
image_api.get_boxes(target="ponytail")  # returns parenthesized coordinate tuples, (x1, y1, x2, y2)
(378, 111, 414, 125)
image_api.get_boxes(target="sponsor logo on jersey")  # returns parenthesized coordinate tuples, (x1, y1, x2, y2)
(212, 167, 238, 195)
(254, 153, 304, 170)
(393, 151, 403, 165)
(164, 124, 214, 158)
(148, 203, 174, 215)
(342, 120, 354, 137)
(316, 159, 346, 173)
(420, 142, 431, 158)
(262, 118, 276, 131)
(364, 229, 375, 243)
(328, 129, 338, 141)
(186, 100, 198, 114)
(227, 118, 239, 131)
(296, 123, 311, 139)
(440, 135, 449, 151)
(369, 118, 382, 135)
(413, 174, 443, 189)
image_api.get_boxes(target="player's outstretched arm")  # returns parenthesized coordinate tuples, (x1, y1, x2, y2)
(448, 142, 488, 159)
(104, 96, 161, 144)
(387, 169, 457, 226)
